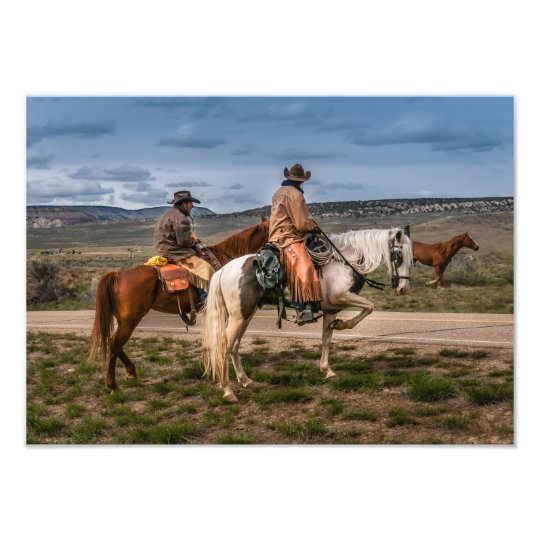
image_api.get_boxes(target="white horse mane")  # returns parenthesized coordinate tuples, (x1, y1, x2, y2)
(328, 228, 398, 274)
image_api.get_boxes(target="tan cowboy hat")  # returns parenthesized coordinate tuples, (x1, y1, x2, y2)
(168, 190, 201, 205)
(284, 163, 311, 182)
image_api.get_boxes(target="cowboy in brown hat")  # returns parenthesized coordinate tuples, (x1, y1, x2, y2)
(154, 190, 215, 301)
(268, 164, 323, 324)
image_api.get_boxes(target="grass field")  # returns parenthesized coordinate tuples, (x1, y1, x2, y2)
(26, 211, 514, 313)
(26, 331, 513, 444)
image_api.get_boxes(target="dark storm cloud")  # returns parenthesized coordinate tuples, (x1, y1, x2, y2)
(27, 119, 116, 147)
(136, 97, 223, 110)
(312, 181, 363, 196)
(237, 102, 316, 124)
(68, 164, 155, 182)
(120, 184, 168, 205)
(327, 182, 364, 190)
(231, 143, 257, 156)
(27, 178, 114, 203)
(26, 151, 56, 169)
(158, 124, 226, 149)
(230, 182, 243, 190)
(219, 191, 262, 205)
(164, 181, 212, 187)
(349, 120, 510, 152)
(136, 97, 225, 120)
(315, 120, 370, 132)
(278, 148, 347, 161)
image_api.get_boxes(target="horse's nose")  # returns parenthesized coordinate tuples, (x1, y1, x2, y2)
(474, 245, 479, 251)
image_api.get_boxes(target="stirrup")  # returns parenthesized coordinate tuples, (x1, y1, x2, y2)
(295, 308, 322, 326)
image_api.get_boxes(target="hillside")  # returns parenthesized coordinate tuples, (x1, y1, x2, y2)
(226, 196, 514, 218)
(26, 197, 513, 229)
(27, 205, 216, 228)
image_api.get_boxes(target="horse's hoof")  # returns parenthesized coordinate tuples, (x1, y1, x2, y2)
(223, 392, 239, 403)
(126, 373, 137, 380)
(108, 385, 120, 393)
(324, 370, 337, 380)
(329, 319, 343, 330)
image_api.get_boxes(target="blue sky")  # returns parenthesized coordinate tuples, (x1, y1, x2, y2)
(26, 96, 514, 213)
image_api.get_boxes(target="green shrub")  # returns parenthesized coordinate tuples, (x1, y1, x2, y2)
(465, 383, 513, 405)
(386, 408, 412, 427)
(409, 374, 455, 402)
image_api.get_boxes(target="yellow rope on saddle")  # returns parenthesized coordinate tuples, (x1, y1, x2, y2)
(144, 255, 168, 266)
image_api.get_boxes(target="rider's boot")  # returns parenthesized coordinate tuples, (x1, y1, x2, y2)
(295, 303, 317, 326)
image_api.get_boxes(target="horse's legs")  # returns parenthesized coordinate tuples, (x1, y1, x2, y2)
(327, 293, 375, 331)
(426, 264, 445, 287)
(218, 315, 251, 403)
(229, 318, 256, 388)
(118, 351, 137, 379)
(320, 311, 339, 379)
(105, 317, 141, 390)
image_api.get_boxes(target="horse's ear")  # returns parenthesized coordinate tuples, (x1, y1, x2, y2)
(404, 225, 410, 238)
(260, 215, 269, 222)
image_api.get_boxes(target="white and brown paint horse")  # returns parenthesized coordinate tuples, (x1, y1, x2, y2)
(202, 228, 414, 402)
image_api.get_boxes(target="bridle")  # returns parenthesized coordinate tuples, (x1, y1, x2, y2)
(390, 238, 410, 289)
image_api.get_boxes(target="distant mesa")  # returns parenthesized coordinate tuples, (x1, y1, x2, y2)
(26, 197, 513, 228)
(26, 205, 216, 228)
(223, 196, 514, 219)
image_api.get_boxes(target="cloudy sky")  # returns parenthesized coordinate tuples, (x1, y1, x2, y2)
(26, 96, 514, 213)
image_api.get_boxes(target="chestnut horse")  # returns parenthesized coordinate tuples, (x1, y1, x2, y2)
(89, 218, 269, 390)
(413, 232, 479, 287)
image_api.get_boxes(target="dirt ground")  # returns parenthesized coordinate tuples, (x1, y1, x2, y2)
(26, 329, 514, 445)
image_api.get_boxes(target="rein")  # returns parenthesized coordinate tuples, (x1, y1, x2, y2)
(199, 241, 235, 265)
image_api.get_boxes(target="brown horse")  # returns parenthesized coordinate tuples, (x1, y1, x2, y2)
(413, 232, 479, 288)
(88, 218, 269, 390)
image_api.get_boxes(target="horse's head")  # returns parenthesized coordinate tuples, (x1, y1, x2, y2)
(462, 232, 480, 251)
(389, 228, 414, 295)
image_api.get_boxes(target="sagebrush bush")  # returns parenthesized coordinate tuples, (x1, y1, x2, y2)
(27, 259, 73, 305)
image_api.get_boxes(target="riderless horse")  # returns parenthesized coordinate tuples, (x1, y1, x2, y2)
(88, 219, 269, 390)
(413, 232, 479, 288)
(202, 227, 414, 402)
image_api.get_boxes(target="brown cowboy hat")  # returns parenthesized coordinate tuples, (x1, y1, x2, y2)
(284, 163, 311, 182)
(168, 190, 201, 205)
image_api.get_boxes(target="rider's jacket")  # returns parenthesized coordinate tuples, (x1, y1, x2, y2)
(154, 206, 196, 262)
(268, 185, 317, 249)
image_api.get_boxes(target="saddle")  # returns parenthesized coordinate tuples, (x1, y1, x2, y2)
(154, 264, 196, 327)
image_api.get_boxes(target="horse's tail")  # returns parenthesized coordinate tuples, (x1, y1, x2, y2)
(88, 271, 118, 370)
(201, 269, 229, 387)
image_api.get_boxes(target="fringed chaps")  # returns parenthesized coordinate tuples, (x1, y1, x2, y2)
(281, 242, 323, 303)
(177, 255, 215, 291)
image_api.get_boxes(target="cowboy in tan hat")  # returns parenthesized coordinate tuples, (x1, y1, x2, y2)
(154, 190, 215, 301)
(268, 164, 323, 324)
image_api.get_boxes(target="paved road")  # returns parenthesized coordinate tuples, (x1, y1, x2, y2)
(27, 310, 514, 349)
